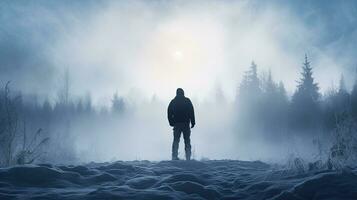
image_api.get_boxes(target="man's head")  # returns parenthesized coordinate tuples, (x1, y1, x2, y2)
(176, 88, 184, 96)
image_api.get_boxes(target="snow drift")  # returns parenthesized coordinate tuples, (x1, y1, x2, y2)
(0, 160, 356, 200)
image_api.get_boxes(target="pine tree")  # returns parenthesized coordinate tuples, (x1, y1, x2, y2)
(339, 74, 347, 93)
(238, 61, 261, 100)
(350, 68, 357, 119)
(57, 68, 70, 106)
(260, 70, 278, 133)
(111, 92, 125, 115)
(290, 54, 320, 130)
(292, 54, 320, 104)
(260, 71, 289, 135)
(262, 70, 277, 96)
(249, 62, 260, 92)
(336, 74, 350, 114)
(236, 61, 263, 131)
(277, 81, 288, 104)
(277, 81, 289, 118)
(324, 74, 351, 129)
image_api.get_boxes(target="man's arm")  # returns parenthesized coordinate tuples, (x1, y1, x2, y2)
(188, 99, 195, 128)
(167, 100, 174, 126)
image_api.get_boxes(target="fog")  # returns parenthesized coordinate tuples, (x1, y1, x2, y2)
(1, 0, 357, 164)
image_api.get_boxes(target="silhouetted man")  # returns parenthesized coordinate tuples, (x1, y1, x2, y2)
(167, 88, 195, 160)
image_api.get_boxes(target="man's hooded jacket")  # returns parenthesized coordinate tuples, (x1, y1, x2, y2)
(167, 89, 195, 126)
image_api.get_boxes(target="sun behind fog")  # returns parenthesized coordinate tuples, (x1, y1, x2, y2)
(172, 50, 184, 61)
(141, 24, 203, 83)
(136, 16, 225, 99)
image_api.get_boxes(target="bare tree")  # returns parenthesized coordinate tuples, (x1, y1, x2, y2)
(0, 82, 49, 166)
(0, 82, 20, 166)
(15, 121, 49, 165)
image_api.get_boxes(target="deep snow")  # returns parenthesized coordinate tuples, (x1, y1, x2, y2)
(0, 160, 356, 200)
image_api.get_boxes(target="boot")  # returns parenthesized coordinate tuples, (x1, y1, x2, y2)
(185, 152, 191, 161)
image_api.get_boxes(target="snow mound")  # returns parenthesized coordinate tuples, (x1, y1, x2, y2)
(0, 160, 356, 199)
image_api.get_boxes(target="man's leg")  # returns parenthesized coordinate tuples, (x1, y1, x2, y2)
(172, 126, 181, 160)
(183, 124, 191, 160)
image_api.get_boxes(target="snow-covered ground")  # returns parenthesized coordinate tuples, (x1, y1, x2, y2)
(0, 160, 356, 200)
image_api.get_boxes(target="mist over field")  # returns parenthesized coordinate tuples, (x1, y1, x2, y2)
(2, 1, 357, 199)
(1, 0, 357, 164)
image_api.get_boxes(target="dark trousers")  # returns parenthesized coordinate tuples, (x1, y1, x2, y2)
(172, 122, 191, 160)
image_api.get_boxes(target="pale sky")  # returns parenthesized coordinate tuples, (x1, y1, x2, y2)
(1, 0, 357, 105)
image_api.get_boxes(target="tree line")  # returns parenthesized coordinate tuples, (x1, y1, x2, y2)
(0, 70, 126, 166)
(1, 54, 356, 166)
(236, 55, 357, 136)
